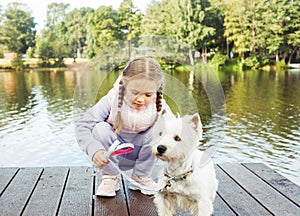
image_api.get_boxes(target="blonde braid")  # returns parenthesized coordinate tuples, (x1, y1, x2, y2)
(156, 84, 163, 112)
(113, 80, 125, 134)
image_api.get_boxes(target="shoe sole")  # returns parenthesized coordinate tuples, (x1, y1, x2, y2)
(96, 185, 120, 197)
(128, 183, 155, 195)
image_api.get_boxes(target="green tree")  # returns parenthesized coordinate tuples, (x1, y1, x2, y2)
(36, 31, 56, 66)
(142, 0, 218, 63)
(206, 0, 226, 52)
(87, 6, 119, 57)
(141, 1, 167, 36)
(36, 3, 70, 66)
(117, 0, 142, 41)
(263, 0, 288, 62)
(224, 0, 250, 61)
(286, 0, 300, 65)
(117, 0, 143, 58)
(65, 7, 94, 58)
(224, 0, 268, 64)
(0, 5, 4, 57)
(0, 2, 36, 54)
(224, 0, 299, 67)
(46, 2, 70, 31)
(141, 1, 184, 60)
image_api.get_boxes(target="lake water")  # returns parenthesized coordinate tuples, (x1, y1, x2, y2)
(0, 64, 299, 185)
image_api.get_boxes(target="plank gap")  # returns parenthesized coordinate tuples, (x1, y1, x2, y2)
(55, 167, 70, 216)
(0, 168, 20, 197)
(20, 168, 45, 216)
(216, 191, 238, 216)
(92, 173, 95, 216)
(121, 175, 131, 216)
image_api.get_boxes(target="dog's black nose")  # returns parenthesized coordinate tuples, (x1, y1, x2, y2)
(157, 145, 167, 154)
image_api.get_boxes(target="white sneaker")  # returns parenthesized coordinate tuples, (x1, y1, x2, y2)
(96, 175, 120, 197)
(128, 174, 158, 195)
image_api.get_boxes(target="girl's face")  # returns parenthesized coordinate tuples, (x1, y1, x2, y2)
(125, 78, 157, 110)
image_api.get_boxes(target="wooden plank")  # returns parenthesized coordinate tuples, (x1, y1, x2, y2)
(0, 167, 43, 215)
(123, 177, 158, 216)
(124, 174, 235, 216)
(0, 164, 297, 216)
(22, 167, 69, 216)
(0, 168, 19, 195)
(220, 163, 300, 215)
(243, 163, 300, 207)
(174, 195, 236, 216)
(58, 167, 93, 215)
(94, 173, 128, 216)
(215, 165, 271, 215)
(213, 194, 236, 216)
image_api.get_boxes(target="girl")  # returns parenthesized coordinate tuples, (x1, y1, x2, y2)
(76, 57, 172, 197)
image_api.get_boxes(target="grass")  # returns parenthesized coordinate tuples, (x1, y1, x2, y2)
(0, 58, 89, 70)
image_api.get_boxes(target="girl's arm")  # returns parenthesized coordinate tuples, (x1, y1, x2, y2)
(75, 95, 111, 160)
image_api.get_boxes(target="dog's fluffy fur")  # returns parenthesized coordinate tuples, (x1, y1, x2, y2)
(151, 112, 218, 216)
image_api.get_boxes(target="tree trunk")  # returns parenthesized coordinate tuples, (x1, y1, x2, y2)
(128, 39, 131, 59)
(189, 49, 194, 65)
(240, 52, 245, 63)
(283, 52, 288, 64)
(288, 47, 297, 65)
(203, 47, 207, 63)
(226, 39, 230, 59)
(275, 51, 279, 62)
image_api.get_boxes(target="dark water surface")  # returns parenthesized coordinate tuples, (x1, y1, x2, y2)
(0, 66, 299, 185)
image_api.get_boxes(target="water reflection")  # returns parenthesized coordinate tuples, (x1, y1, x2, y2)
(213, 69, 300, 184)
(0, 70, 90, 167)
(0, 67, 299, 185)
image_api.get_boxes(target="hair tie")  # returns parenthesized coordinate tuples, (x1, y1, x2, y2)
(117, 108, 122, 112)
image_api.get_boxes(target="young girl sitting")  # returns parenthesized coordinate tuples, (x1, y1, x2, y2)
(76, 57, 172, 197)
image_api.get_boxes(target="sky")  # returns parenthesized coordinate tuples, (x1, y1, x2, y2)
(0, 0, 151, 31)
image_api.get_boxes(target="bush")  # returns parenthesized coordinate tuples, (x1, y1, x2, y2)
(10, 54, 24, 71)
(210, 52, 227, 68)
(244, 55, 259, 69)
(275, 60, 286, 68)
(244, 54, 269, 69)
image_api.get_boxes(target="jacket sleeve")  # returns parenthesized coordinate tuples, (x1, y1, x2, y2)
(75, 95, 111, 159)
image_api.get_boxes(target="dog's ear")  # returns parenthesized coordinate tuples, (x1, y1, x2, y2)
(189, 113, 201, 132)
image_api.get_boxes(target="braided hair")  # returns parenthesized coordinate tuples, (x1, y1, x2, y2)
(113, 57, 164, 134)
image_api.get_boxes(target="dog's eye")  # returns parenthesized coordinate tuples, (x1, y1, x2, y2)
(159, 132, 163, 136)
(174, 135, 181, 142)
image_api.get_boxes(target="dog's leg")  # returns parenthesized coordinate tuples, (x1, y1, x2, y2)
(193, 199, 213, 216)
(154, 193, 176, 216)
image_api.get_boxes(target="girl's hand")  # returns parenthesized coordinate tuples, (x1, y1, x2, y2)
(93, 150, 109, 169)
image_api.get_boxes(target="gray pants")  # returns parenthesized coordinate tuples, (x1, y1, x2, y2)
(92, 122, 157, 176)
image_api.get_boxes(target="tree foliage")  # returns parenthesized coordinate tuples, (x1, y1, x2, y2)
(117, 0, 142, 41)
(86, 1, 143, 58)
(87, 5, 119, 57)
(142, 0, 216, 49)
(37, 3, 70, 66)
(0, 2, 36, 54)
(65, 7, 94, 58)
(0, 0, 299, 68)
(224, 0, 300, 66)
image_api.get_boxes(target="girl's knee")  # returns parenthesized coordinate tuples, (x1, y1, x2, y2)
(92, 122, 114, 141)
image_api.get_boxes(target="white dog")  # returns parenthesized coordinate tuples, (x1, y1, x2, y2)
(151, 111, 218, 216)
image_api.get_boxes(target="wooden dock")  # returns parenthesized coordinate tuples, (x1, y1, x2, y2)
(0, 163, 299, 215)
